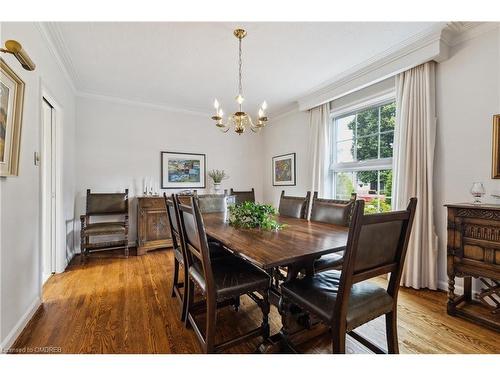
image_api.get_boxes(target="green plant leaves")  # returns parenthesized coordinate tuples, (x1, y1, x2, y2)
(228, 202, 285, 231)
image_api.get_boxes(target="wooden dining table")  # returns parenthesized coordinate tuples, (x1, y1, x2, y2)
(202, 212, 349, 352)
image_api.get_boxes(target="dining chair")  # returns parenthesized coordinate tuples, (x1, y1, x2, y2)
(310, 192, 356, 273)
(229, 188, 255, 204)
(278, 190, 311, 219)
(177, 196, 271, 353)
(280, 197, 417, 353)
(164, 193, 189, 321)
(80, 189, 129, 262)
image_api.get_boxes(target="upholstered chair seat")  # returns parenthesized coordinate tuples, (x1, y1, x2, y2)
(281, 270, 393, 331)
(313, 251, 344, 272)
(84, 222, 126, 235)
(189, 255, 270, 301)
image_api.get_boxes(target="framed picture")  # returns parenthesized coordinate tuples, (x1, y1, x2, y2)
(0, 58, 25, 176)
(272, 152, 296, 186)
(161, 151, 206, 189)
(492, 114, 500, 179)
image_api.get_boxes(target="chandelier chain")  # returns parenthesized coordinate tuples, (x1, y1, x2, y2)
(238, 36, 243, 96)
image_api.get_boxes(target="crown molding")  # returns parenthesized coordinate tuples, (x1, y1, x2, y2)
(35, 22, 77, 94)
(76, 90, 212, 118)
(443, 21, 500, 47)
(297, 22, 450, 111)
(43, 22, 81, 88)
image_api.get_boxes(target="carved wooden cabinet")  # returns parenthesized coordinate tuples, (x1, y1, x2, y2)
(446, 203, 500, 331)
(137, 196, 172, 255)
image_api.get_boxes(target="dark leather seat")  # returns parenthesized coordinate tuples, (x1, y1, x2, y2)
(189, 256, 270, 300)
(84, 222, 126, 235)
(281, 270, 393, 330)
(314, 251, 344, 272)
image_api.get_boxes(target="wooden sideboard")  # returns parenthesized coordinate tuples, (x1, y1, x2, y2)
(446, 203, 500, 331)
(137, 196, 172, 255)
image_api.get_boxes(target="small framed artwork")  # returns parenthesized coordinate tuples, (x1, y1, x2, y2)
(272, 152, 296, 186)
(161, 151, 206, 189)
(1, 58, 25, 176)
(492, 114, 500, 179)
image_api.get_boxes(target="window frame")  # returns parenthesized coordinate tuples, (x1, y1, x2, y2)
(329, 90, 396, 209)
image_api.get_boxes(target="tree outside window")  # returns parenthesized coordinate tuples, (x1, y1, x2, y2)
(332, 101, 395, 213)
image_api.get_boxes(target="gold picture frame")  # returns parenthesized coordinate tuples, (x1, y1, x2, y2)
(493, 115, 500, 179)
(0, 58, 25, 176)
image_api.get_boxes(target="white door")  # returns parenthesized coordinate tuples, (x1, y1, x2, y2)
(41, 98, 56, 284)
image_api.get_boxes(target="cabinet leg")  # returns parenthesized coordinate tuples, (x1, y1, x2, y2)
(447, 274, 456, 315)
(464, 276, 472, 302)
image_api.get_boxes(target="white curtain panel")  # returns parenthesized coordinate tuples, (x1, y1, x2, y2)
(393, 61, 439, 290)
(308, 103, 331, 198)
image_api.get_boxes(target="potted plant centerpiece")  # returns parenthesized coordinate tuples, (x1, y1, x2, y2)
(228, 202, 285, 231)
(208, 169, 228, 194)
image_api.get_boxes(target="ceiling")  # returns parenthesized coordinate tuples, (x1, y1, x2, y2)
(51, 22, 438, 116)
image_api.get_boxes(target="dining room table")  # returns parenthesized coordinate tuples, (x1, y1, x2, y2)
(202, 212, 349, 353)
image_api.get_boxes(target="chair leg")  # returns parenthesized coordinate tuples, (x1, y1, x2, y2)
(332, 328, 346, 354)
(385, 311, 399, 354)
(80, 231, 85, 264)
(205, 299, 218, 354)
(232, 296, 240, 312)
(172, 258, 179, 298)
(261, 291, 270, 339)
(124, 242, 129, 258)
(185, 279, 195, 328)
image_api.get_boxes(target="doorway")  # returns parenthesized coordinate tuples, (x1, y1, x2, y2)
(41, 97, 56, 284)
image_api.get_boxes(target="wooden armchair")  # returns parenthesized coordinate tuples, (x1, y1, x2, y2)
(80, 189, 129, 262)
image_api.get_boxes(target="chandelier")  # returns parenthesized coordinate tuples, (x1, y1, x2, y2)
(211, 29, 268, 134)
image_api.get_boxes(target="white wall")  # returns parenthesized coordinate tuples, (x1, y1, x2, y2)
(261, 108, 310, 206)
(74, 96, 264, 245)
(262, 26, 500, 292)
(0, 22, 76, 349)
(434, 26, 500, 290)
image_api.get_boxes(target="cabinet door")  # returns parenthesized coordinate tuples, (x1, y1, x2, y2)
(144, 210, 169, 242)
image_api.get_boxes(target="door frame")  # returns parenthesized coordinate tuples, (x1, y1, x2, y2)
(40, 84, 65, 287)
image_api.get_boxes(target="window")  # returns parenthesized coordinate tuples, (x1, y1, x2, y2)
(331, 100, 395, 213)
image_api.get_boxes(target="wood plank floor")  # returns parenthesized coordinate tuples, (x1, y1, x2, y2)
(11, 249, 500, 354)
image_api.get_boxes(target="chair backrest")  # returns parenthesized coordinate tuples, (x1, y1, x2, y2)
(332, 198, 417, 323)
(196, 194, 227, 213)
(163, 193, 182, 251)
(86, 189, 128, 215)
(177, 196, 215, 296)
(278, 190, 311, 219)
(229, 188, 255, 204)
(310, 192, 357, 226)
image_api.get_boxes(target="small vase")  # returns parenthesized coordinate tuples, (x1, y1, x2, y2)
(213, 182, 221, 194)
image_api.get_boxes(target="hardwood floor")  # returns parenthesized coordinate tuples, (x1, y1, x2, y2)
(11, 249, 500, 354)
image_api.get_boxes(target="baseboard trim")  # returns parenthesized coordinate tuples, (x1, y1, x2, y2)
(0, 297, 42, 352)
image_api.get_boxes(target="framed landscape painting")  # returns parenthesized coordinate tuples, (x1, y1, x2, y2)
(161, 151, 206, 189)
(1, 58, 25, 176)
(272, 152, 296, 186)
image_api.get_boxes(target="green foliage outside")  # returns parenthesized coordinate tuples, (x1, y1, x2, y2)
(228, 202, 284, 231)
